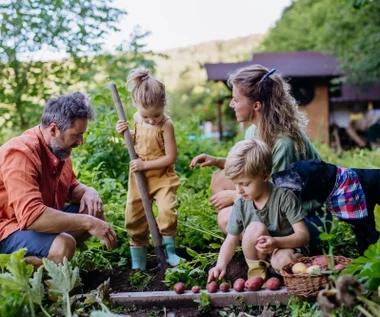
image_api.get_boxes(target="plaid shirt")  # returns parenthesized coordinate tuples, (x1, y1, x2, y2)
(325, 166, 368, 219)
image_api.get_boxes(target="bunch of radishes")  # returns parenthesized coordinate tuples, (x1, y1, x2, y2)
(173, 276, 281, 294)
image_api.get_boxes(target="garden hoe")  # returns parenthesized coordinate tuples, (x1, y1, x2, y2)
(109, 83, 167, 271)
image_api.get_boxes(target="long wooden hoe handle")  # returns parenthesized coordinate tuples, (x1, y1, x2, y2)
(109, 83, 167, 270)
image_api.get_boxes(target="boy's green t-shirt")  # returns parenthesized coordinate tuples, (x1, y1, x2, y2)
(226, 182, 307, 237)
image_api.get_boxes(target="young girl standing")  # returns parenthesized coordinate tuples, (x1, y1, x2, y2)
(116, 68, 182, 270)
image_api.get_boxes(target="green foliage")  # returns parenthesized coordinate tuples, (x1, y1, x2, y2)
(128, 271, 153, 292)
(43, 257, 81, 307)
(343, 241, 380, 291)
(0, 249, 48, 317)
(285, 296, 320, 317)
(262, 0, 380, 85)
(194, 292, 211, 316)
(0, 291, 25, 317)
(0, 253, 10, 273)
(318, 217, 358, 259)
(0, 0, 127, 137)
(164, 248, 221, 289)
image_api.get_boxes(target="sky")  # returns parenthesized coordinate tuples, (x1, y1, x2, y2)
(107, 0, 293, 52)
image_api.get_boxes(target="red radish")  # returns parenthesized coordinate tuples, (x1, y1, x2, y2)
(174, 282, 185, 294)
(245, 276, 264, 291)
(206, 281, 218, 293)
(233, 278, 246, 292)
(266, 277, 281, 290)
(219, 282, 230, 292)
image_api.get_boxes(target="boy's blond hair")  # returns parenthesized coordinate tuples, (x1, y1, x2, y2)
(225, 139, 272, 179)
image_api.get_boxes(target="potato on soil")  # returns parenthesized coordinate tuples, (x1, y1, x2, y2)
(174, 282, 186, 294)
(191, 285, 201, 293)
(206, 281, 218, 293)
(233, 278, 246, 292)
(219, 282, 230, 292)
(245, 276, 264, 291)
(266, 277, 281, 290)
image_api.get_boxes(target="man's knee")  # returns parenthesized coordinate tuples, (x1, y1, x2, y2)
(217, 208, 231, 234)
(47, 233, 77, 264)
(211, 169, 233, 194)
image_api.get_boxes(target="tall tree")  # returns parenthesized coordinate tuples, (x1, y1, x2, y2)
(261, 0, 380, 85)
(0, 0, 126, 137)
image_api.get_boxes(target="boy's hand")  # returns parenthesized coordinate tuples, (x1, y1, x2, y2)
(208, 266, 225, 283)
(116, 120, 128, 135)
(255, 235, 277, 254)
(130, 158, 145, 172)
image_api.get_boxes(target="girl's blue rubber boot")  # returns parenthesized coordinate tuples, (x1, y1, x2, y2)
(163, 236, 184, 267)
(130, 246, 147, 271)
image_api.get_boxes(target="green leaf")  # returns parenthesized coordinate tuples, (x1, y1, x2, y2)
(0, 254, 11, 273)
(29, 266, 44, 306)
(43, 257, 80, 300)
(0, 249, 34, 292)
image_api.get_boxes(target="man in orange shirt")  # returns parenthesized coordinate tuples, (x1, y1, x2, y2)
(0, 92, 117, 267)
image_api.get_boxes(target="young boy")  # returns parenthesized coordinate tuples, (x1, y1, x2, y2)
(208, 139, 310, 282)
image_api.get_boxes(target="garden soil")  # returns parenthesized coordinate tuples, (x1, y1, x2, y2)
(80, 253, 271, 316)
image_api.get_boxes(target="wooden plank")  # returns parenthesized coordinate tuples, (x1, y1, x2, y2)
(110, 287, 290, 309)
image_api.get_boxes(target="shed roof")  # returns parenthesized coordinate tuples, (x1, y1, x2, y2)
(331, 84, 380, 102)
(205, 51, 342, 81)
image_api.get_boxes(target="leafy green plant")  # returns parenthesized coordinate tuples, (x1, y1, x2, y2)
(0, 291, 26, 317)
(0, 249, 45, 317)
(164, 247, 220, 289)
(128, 271, 153, 292)
(194, 292, 211, 316)
(343, 241, 380, 292)
(43, 257, 81, 317)
(0, 254, 10, 273)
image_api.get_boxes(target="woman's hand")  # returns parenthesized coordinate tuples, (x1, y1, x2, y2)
(116, 120, 128, 135)
(189, 153, 216, 168)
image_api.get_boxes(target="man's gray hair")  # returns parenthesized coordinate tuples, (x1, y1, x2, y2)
(41, 92, 95, 131)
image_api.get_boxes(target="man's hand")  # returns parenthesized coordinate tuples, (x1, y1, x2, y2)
(80, 187, 104, 218)
(210, 190, 236, 211)
(190, 154, 217, 168)
(88, 217, 117, 250)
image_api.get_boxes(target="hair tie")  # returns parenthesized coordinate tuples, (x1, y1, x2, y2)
(263, 68, 276, 81)
(141, 74, 150, 81)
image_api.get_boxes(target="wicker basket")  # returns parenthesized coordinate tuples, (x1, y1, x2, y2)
(280, 255, 351, 298)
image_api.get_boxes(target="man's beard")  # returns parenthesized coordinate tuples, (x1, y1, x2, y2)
(50, 138, 72, 160)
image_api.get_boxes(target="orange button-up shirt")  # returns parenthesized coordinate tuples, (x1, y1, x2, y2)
(0, 126, 80, 241)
